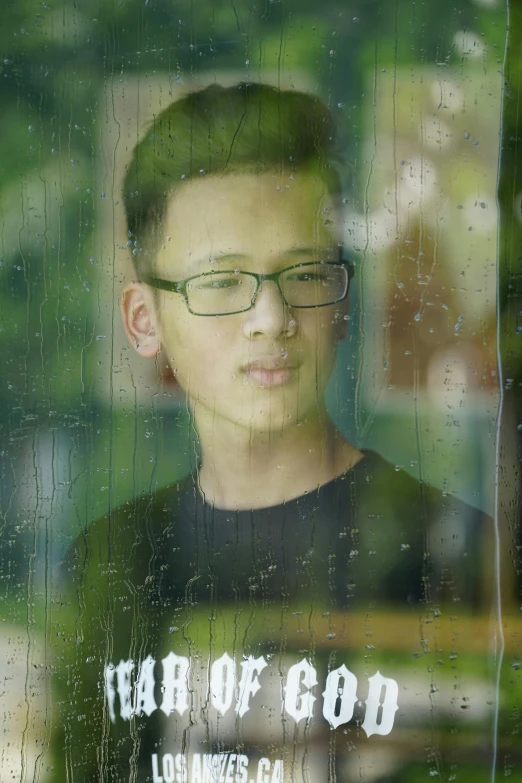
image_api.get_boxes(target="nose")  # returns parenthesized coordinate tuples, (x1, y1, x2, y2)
(242, 280, 297, 340)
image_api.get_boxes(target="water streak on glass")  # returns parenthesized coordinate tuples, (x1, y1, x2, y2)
(0, 3, 519, 782)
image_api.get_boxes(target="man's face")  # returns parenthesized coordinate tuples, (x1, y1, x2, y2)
(134, 171, 347, 434)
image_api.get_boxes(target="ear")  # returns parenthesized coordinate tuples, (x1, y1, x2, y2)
(121, 282, 161, 358)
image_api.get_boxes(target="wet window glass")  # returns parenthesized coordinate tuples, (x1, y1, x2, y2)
(0, 2, 520, 781)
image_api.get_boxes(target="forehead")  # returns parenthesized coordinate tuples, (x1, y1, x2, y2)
(153, 171, 339, 278)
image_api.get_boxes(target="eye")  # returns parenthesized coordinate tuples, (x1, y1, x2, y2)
(198, 275, 241, 290)
(287, 269, 329, 283)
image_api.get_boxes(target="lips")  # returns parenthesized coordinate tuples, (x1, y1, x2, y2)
(242, 357, 297, 388)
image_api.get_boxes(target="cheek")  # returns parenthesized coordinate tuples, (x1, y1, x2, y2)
(303, 314, 341, 361)
(162, 317, 236, 386)
(301, 322, 340, 392)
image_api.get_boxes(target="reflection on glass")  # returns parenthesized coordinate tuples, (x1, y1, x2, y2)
(0, 4, 518, 783)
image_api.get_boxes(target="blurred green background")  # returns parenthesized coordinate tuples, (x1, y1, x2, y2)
(0, 0, 520, 779)
(0, 0, 516, 536)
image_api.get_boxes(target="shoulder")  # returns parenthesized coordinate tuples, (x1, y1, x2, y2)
(54, 474, 197, 667)
(49, 479, 196, 779)
(59, 474, 195, 590)
(346, 450, 490, 571)
(337, 450, 490, 606)
(352, 449, 489, 523)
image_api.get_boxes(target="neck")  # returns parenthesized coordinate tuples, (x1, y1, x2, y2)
(193, 405, 363, 510)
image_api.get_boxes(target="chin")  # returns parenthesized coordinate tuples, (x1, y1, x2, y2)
(229, 400, 319, 435)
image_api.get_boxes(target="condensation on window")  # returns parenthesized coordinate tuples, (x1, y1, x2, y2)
(0, 2, 519, 782)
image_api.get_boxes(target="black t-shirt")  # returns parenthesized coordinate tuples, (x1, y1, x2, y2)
(50, 451, 494, 782)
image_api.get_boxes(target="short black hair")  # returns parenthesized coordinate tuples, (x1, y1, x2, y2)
(123, 82, 343, 273)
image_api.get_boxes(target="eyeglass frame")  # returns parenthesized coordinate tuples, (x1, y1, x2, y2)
(139, 259, 355, 317)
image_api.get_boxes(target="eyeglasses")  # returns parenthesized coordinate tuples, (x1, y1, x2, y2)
(140, 260, 355, 317)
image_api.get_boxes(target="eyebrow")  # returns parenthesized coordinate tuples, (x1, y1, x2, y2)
(283, 247, 336, 259)
(191, 253, 248, 272)
(191, 247, 335, 272)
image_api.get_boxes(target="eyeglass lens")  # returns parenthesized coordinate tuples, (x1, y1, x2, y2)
(185, 264, 348, 315)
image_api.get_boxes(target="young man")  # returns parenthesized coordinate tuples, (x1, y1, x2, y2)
(51, 83, 492, 782)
